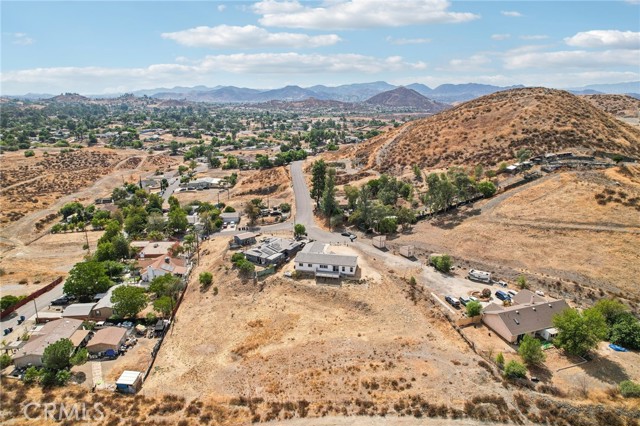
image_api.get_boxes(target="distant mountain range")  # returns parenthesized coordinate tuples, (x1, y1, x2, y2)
(365, 87, 449, 113)
(5, 81, 639, 105)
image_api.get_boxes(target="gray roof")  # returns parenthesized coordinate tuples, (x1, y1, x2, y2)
(295, 251, 358, 268)
(94, 284, 124, 310)
(62, 303, 96, 317)
(301, 241, 327, 254)
(235, 232, 257, 240)
(14, 319, 83, 358)
(484, 299, 570, 337)
(511, 289, 547, 305)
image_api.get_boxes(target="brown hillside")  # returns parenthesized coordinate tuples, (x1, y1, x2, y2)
(581, 94, 640, 119)
(350, 88, 640, 173)
(365, 87, 449, 112)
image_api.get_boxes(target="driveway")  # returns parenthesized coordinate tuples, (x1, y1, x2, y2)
(288, 160, 490, 299)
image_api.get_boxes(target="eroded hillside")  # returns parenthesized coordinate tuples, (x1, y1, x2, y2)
(349, 88, 640, 174)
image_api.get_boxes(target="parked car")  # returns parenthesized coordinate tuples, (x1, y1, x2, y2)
(51, 296, 71, 306)
(507, 290, 518, 297)
(459, 296, 471, 306)
(445, 295, 461, 308)
(496, 281, 508, 288)
(340, 231, 356, 241)
(469, 296, 478, 302)
(495, 290, 511, 301)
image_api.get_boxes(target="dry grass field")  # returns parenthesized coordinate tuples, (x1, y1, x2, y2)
(581, 94, 640, 120)
(392, 166, 640, 303)
(346, 88, 640, 174)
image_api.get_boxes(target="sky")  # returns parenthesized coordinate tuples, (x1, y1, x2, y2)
(1, 0, 639, 95)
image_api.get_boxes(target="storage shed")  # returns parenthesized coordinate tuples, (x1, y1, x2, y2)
(116, 370, 143, 394)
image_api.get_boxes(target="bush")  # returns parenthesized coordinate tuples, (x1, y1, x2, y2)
(516, 275, 528, 289)
(23, 366, 42, 384)
(0, 353, 12, 369)
(199, 272, 213, 287)
(24, 150, 35, 157)
(466, 301, 482, 317)
(619, 380, 640, 398)
(477, 181, 497, 198)
(495, 352, 505, 367)
(231, 253, 245, 264)
(431, 254, 452, 273)
(518, 335, 545, 366)
(504, 360, 527, 379)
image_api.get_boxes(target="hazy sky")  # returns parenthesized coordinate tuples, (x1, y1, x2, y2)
(1, 0, 639, 94)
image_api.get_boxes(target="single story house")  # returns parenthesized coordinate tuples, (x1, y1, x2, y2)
(234, 232, 257, 246)
(13, 319, 84, 368)
(220, 212, 240, 225)
(116, 370, 143, 394)
(139, 255, 187, 282)
(244, 237, 303, 265)
(181, 177, 222, 190)
(62, 303, 97, 320)
(90, 284, 123, 321)
(482, 290, 570, 343)
(132, 241, 179, 259)
(86, 326, 128, 354)
(294, 242, 358, 279)
(69, 329, 92, 348)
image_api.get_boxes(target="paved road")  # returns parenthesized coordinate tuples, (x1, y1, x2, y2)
(288, 160, 490, 299)
(1, 281, 65, 335)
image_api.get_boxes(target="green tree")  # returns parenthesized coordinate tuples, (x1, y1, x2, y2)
(70, 348, 88, 366)
(343, 185, 360, 210)
(244, 202, 261, 225)
(378, 216, 397, 234)
(111, 285, 148, 318)
(516, 148, 532, 163)
(466, 301, 482, 317)
(477, 181, 497, 198)
(94, 241, 116, 262)
(504, 360, 527, 379)
(593, 299, 630, 328)
(1, 295, 21, 311)
(199, 271, 213, 287)
(518, 335, 546, 366)
(63, 261, 111, 301)
(237, 259, 255, 277)
(396, 207, 416, 231)
(432, 254, 453, 274)
(310, 159, 327, 208)
(23, 366, 42, 384)
(609, 313, 640, 350)
(0, 353, 13, 369)
(294, 224, 306, 238)
(153, 296, 174, 318)
(320, 168, 338, 219)
(412, 164, 422, 181)
(167, 208, 188, 235)
(553, 308, 607, 356)
(148, 274, 182, 299)
(42, 338, 74, 371)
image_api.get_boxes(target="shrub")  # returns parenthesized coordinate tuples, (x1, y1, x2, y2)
(231, 253, 245, 264)
(495, 352, 505, 367)
(619, 380, 640, 398)
(466, 301, 482, 317)
(518, 335, 545, 366)
(504, 360, 527, 379)
(516, 275, 529, 289)
(24, 150, 35, 157)
(23, 366, 42, 384)
(0, 353, 12, 369)
(431, 254, 452, 274)
(199, 272, 213, 287)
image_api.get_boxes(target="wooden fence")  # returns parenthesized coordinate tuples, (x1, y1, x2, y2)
(0, 277, 63, 319)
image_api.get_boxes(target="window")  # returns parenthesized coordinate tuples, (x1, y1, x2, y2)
(320, 265, 328, 269)
(298, 263, 303, 267)
(350, 267, 354, 272)
(342, 266, 345, 271)
(308, 263, 312, 267)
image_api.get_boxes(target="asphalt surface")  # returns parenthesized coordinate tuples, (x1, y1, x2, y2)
(1, 282, 65, 335)
(287, 160, 490, 299)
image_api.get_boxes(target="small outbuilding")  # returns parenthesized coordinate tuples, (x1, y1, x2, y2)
(86, 326, 128, 354)
(115, 370, 143, 394)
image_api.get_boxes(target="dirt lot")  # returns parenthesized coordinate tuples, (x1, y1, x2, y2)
(143, 237, 501, 411)
(392, 167, 640, 303)
(0, 230, 102, 296)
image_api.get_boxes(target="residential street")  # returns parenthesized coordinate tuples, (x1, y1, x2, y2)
(288, 160, 487, 298)
(1, 282, 64, 335)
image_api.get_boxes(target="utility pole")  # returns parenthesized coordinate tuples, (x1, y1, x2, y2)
(33, 299, 39, 323)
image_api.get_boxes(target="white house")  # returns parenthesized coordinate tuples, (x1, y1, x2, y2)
(294, 242, 358, 279)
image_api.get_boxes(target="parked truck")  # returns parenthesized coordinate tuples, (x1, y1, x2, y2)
(372, 235, 386, 249)
(399, 245, 415, 258)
